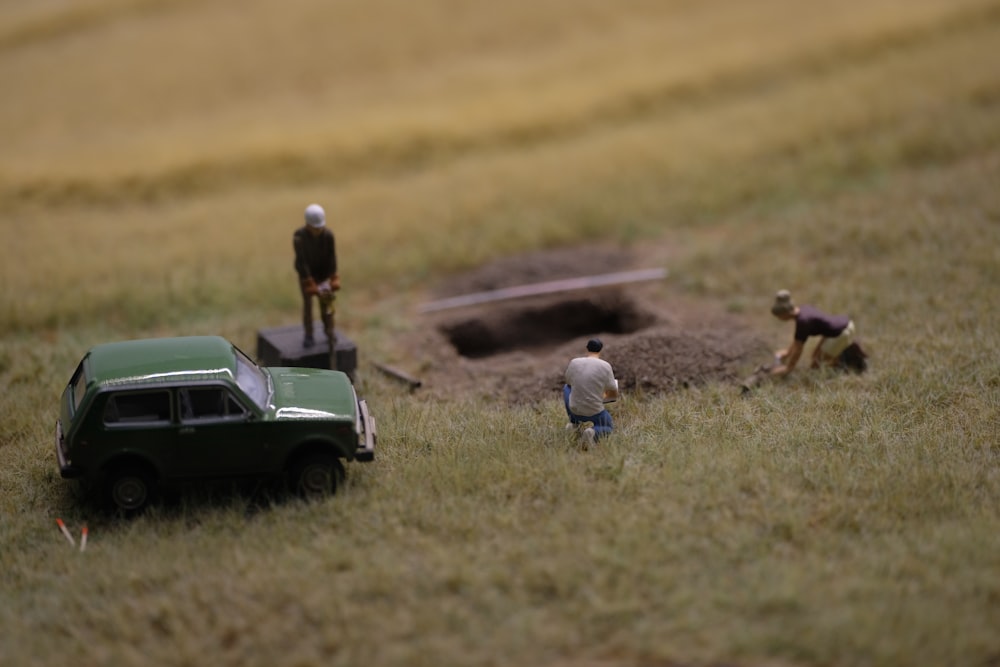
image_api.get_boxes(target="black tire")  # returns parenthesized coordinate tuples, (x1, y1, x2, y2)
(289, 452, 344, 500)
(105, 464, 157, 514)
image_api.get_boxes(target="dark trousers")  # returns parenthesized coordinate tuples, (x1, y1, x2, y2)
(301, 291, 334, 338)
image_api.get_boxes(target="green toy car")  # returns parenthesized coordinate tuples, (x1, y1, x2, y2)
(55, 335, 375, 512)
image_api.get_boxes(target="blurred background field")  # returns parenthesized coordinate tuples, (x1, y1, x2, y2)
(1, 1, 999, 666)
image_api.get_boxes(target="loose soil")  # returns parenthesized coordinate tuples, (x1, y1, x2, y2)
(395, 244, 772, 404)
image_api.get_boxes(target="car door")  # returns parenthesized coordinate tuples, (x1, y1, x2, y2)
(174, 385, 265, 478)
(97, 389, 176, 472)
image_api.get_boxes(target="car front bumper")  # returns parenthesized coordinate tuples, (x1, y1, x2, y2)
(355, 399, 376, 462)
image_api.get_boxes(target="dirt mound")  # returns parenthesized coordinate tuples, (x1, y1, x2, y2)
(395, 245, 771, 404)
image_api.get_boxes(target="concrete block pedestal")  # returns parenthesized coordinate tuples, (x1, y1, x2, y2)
(256, 325, 357, 381)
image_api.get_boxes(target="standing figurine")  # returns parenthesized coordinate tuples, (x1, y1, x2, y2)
(563, 338, 620, 447)
(293, 204, 339, 348)
(769, 289, 865, 377)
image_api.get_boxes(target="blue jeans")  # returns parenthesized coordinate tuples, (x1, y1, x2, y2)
(563, 385, 613, 438)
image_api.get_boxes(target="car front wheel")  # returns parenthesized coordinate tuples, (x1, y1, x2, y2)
(290, 452, 343, 500)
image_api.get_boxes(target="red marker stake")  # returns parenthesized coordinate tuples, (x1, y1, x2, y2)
(80, 525, 88, 552)
(56, 518, 76, 547)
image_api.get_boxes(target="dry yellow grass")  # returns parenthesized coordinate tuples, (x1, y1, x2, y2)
(3, 0, 999, 337)
(1, 2, 999, 666)
(1, 0, 995, 184)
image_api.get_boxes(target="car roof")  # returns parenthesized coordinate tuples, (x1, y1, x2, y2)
(85, 336, 240, 388)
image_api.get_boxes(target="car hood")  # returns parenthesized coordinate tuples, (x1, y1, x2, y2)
(265, 367, 358, 421)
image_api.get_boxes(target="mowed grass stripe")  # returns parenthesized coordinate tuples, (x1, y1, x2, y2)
(3, 0, 998, 206)
(0, 0, 198, 52)
(2, 17, 999, 336)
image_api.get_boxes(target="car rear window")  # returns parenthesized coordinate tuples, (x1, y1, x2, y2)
(103, 391, 172, 425)
(70, 363, 88, 412)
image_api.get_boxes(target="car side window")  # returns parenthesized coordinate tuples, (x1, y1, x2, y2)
(224, 393, 248, 417)
(180, 388, 248, 422)
(103, 391, 171, 425)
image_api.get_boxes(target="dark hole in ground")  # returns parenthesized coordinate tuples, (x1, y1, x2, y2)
(404, 246, 773, 403)
(439, 292, 657, 359)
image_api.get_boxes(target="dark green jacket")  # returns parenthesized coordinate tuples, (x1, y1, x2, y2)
(293, 226, 337, 281)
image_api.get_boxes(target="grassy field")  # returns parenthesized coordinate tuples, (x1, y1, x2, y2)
(2, 1, 999, 665)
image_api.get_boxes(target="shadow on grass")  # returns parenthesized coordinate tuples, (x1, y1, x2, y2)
(60, 475, 338, 527)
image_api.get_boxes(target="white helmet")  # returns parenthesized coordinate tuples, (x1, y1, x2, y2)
(304, 204, 326, 228)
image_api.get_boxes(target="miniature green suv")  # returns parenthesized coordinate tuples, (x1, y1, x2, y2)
(56, 336, 375, 512)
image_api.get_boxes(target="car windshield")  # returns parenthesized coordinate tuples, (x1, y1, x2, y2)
(234, 347, 270, 409)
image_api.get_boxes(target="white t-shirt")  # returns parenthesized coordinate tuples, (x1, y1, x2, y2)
(565, 356, 617, 416)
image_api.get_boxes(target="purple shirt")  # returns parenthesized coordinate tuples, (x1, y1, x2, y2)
(794, 305, 849, 342)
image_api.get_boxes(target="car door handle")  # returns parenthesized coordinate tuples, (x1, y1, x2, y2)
(179, 427, 195, 435)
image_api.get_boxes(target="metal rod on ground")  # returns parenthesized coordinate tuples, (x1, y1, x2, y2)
(372, 361, 422, 390)
(416, 268, 668, 313)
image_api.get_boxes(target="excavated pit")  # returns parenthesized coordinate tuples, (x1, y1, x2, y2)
(439, 292, 656, 359)
(394, 244, 773, 404)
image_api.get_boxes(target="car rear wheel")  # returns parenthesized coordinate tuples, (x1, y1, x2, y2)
(105, 465, 156, 514)
(290, 452, 344, 500)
